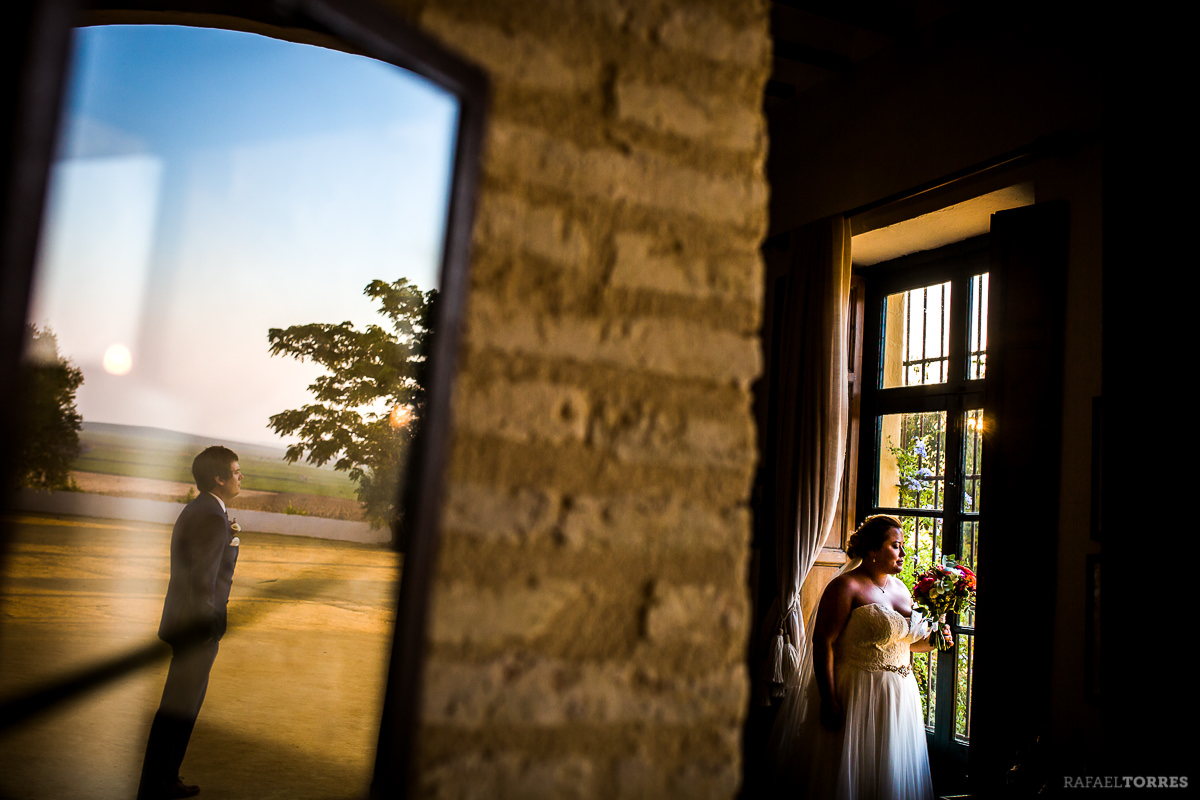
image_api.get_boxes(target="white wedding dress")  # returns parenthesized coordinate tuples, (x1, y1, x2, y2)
(772, 603, 934, 800)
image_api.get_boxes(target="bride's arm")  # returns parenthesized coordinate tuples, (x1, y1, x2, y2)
(910, 633, 939, 653)
(909, 612, 953, 652)
(812, 578, 854, 729)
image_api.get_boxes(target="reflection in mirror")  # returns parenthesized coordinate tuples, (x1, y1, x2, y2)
(1, 22, 458, 799)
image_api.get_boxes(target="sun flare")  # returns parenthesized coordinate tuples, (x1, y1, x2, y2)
(102, 343, 132, 375)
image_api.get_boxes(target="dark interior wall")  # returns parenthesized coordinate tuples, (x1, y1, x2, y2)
(766, 6, 1102, 235)
(762, 3, 1105, 785)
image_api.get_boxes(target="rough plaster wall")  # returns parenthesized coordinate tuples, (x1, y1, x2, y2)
(380, 0, 771, 797)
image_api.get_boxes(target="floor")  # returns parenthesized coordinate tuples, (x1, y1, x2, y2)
(0, 512, 401, 800)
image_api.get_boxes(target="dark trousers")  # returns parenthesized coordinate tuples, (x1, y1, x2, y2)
(137, 639, 219, 800)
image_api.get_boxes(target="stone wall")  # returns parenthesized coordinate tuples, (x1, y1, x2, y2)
(382, 1, 772, 797)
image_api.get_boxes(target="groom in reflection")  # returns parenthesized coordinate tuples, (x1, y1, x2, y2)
(138, 446, 243, 800)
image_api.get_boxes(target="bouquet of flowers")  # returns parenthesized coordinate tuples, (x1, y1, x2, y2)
(911, 559, 977, 651)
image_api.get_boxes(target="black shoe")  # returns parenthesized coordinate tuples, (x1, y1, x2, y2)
(168, 778, 200, 798)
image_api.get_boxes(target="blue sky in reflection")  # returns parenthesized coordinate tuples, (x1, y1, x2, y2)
(27, 24, 457, 447)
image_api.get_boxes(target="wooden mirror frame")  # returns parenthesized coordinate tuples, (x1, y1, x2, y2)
(0, 1, 487, 796)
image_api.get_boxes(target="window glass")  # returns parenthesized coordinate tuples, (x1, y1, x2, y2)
(917, 649, 936, 730)
(967, 273, 989, 380)
(962, 409, 983, 515)
(876, 411, 946, 511)
(6, 23, 459, 797)
(28, 25, 457, 457)
(881, 281, 951, 388)
(954, 633, 975, 742)
(862, 250, 991, 751)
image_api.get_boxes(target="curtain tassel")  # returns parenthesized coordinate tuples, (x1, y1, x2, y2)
(766, 629, 800, 698)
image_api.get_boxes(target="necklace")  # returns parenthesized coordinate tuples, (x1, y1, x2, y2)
(875, 575, 888, 595)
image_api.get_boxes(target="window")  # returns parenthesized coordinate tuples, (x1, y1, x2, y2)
(0, 2, 487, 796)
(857, 235, 988, 764)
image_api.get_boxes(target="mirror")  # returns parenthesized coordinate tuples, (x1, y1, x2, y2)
(0, 2, 486, 798)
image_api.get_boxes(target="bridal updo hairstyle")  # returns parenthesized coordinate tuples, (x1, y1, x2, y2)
(846, 514, 903, 560)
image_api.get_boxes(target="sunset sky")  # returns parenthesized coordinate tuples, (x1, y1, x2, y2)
(26, 24, 458, 447)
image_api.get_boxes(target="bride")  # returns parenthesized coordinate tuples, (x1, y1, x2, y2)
(769, 515, 952, 799)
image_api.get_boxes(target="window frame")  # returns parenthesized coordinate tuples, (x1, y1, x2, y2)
(0, 2, 488, 796)
(856, 234, 990, 768)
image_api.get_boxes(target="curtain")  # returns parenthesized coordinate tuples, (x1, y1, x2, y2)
(760, 215, 852, 699)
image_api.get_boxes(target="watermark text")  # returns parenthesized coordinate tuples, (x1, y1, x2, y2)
(1064, 776, 1189, 789)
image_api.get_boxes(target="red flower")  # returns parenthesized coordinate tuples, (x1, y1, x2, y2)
(909, 561, 977, 652)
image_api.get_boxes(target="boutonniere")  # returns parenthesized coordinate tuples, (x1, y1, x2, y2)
(230, 518, 241, 547)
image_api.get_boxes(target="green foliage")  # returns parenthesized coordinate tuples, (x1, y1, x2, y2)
(887, 415, 974, 738)
(13, 325, 84, 490)
(916, 652, 936, 729)
(266, 278, 435, 530)
(885, 432, 939, 591)
(284, 503, 309, 516)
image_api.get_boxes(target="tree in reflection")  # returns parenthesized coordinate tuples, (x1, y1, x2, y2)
(12, 324, 83, 490)
(267, 278, 435, 532)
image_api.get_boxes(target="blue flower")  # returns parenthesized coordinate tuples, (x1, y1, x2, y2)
(916, 468, 934, 479)
(912, 440, 928, 457)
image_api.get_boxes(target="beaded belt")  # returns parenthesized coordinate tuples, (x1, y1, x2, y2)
(876, 664, 911, 677)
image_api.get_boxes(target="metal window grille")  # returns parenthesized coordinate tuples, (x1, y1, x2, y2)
(901, 283, 950, 386)
(862, 254, 989, 758)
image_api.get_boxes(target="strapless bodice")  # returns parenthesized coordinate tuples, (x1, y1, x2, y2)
(836, 603, 914, 673)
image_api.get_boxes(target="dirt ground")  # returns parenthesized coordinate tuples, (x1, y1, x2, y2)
(69, 471, 366, 522)
(0, 513, 399, 800)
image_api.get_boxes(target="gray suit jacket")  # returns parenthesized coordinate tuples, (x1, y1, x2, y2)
(158, 492, 239, 646)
